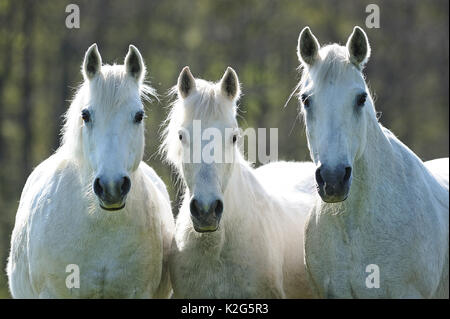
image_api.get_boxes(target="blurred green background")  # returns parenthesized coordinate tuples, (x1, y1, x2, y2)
(0, 0, 448, 298)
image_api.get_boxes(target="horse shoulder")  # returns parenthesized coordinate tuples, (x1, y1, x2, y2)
(11, 153, 78, 252)
(255, 161, 315, 192)
(136, 162, 174, 298)
(8, 153, 81, 297)
(253, 161, 317, 297)
(304, 203, 381, 298)
(137, 161, 174, 250)
(304, 204, 335, 297)
(424, 158, 449, 190)
(139, 162, 171, 201)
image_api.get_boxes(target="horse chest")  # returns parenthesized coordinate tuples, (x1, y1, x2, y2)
(305, 212, 378, 298)
(171, 236, 281, 298)
(29, 193, 162, 298)
(172, 254, 252, 298)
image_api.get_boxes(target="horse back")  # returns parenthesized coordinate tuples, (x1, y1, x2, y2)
(425, 158, 449, 189)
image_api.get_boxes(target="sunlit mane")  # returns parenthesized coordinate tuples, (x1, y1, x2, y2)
(161, 78, 238, 169)
(60, 64, 156, 160)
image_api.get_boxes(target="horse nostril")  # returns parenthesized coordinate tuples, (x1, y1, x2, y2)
(215, 200, 223, 216)
(343, 167, 352, 183)
(121, 176, 131, 196)
(209, 200, 223, 216)
(93, 177, 103, 197)
(190, 199, 200, 218)
(315, 167, 325, 186)
(325, 184, 335, 195)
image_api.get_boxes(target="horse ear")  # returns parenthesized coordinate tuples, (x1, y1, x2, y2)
(297, 27, 320, 66)
(82, 43, 102, 80)
(346, 26, 371, 68)
(220, 67, 240, 101)
(177, 66, 196, 98)
(125, 45, 146, 82)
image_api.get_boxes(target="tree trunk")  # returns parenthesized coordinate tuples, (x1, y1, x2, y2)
(20, 0, 35, 181)
(0, 0, 17, 167)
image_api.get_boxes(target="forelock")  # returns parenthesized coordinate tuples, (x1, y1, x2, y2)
(300, 44, 355, 93)
(161, 78, 238, 169)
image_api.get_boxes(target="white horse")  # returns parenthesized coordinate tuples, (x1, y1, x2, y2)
(296, 26, 449, 298)
(7, 44, 174, 298)
(162, 66, 316, 298)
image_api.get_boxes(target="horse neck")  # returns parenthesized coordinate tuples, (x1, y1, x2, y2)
(341, 106, 436, 215)
(339, 117, 399, 212)
(223, 157, 260, 221)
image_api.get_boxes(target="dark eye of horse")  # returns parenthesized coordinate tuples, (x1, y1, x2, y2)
(134, 110, 144, 123)
(301, 93, 311, 108)
(179, 134, 183, 141)
(356, 93, 368, 107)
(81, 109, 90, 123)
(232, 135, 237, 144)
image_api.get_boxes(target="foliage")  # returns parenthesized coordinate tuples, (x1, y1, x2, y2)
(0, 0, 448, 298)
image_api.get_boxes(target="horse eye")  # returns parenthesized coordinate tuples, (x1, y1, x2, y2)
(179, 134, 183, 141)
(232, 135, 237, 144)
(301, 93, 311, 108)
(81, 109, 90, 123)
(134, 110, 144, 123)
(356, 93, 368, 107)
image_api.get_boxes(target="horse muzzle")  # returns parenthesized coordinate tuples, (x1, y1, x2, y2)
(315, 164, 352, 203)
(189, 197, 224, 233)
(93, 175, 131, 212)
(99, 200, 126, 211)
